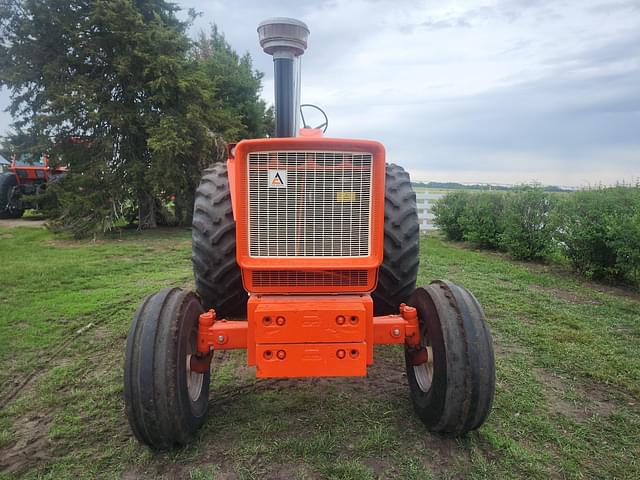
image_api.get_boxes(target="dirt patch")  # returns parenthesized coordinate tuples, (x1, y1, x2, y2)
(589, 284, 640, 302)
(361, 457, 392, 477)
(207, 469, 240, 480)
(523, 266, 640, 302)
(124, 461, 317, 480)
(363, 364, 407, 397)
(233, 360, 256, 382)
(207, 349, 408, 408)
(268, 462, 317, 480)
(91, 326, 112, 342)
(533, 368, 616, 420)
(493, 342, 527, 356)
(0, 218, 46, 229)
(0, 414, 52, 475)
(517, 314, 536, 325)
(491, 331, 528, 356)
(529, 285, 604, 305)
(0, 367, 43, 409)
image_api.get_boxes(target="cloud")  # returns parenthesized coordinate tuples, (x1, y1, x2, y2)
(331, 61, 640, 185)
(404, 17, 472, 32)
(587, 1, 640, 14)
(1, 0, 638, 186)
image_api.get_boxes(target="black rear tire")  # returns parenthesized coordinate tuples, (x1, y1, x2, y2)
(372, 164, 420, 315)
(0, 173, 24, 219)
(405, 281, 495, 436)
(124, 288, 210, 449)
(192, 163, 247, 318)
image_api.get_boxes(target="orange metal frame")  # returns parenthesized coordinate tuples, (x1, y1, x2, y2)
(196, 295, 421, 378)
(228, 137, 386, 294)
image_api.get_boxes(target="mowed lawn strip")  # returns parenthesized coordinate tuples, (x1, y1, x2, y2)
(0, 226, 638, 479)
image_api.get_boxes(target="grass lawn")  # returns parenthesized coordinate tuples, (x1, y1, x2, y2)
(0, 224, 639, 479)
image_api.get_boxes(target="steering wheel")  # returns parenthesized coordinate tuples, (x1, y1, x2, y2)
(300, 104, 329, 133)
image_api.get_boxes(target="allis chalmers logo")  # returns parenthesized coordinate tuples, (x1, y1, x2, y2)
(268, 169, 287, 188)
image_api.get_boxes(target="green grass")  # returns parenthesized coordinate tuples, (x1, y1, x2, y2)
(0, 226, 639, 479)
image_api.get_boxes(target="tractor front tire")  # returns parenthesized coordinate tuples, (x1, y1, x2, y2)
(405, 281, 495, 436)
(124, 288, 210, 449)
(192, 163, 247, 318)
(372, 163, 420, 315)
(0, 173, 24, 219)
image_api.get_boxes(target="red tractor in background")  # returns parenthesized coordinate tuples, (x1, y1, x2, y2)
(0, 152, 68, 219)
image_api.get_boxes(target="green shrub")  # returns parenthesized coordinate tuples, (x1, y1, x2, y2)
(432, 191, 471, 241)
(459, 192, 505, 249)
(605, 190, 640, 286)
(554, 187, 640, 283)
(429, 185, 640, 288)
(501, 188, 556, 260)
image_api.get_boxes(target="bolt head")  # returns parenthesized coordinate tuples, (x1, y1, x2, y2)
(392, 328, 401, 337)
(217, 335, 225, 343)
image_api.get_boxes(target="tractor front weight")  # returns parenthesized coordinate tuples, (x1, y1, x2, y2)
(194, 296, 422, 378)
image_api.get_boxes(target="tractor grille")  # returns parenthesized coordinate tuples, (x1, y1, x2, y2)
(248, 151, 372, 257)
(252, 269, 369, 287)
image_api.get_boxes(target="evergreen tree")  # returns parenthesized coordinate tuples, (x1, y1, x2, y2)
(0, 0, 272, 235)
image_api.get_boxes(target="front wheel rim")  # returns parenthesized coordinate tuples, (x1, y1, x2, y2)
(413, 346, 434, 392)
(185, 354, 204, 402)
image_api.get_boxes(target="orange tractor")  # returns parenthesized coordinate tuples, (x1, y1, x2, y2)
(124, 18, 495, 448)
(0, 152, 67, 219)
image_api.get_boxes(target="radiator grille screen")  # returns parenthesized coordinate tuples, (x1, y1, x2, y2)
(248, 151, 372, 257)
(252, 270, 369, 287)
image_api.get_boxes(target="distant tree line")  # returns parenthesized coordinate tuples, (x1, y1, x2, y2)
(432, 186, 640, 288)
(412, 181, 572, 193)
(0, 0, 273, 237)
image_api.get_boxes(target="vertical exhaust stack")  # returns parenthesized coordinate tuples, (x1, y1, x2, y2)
(258, 18, 309, 137)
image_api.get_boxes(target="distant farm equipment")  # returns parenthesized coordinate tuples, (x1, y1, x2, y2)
(0, 152, 67, 218)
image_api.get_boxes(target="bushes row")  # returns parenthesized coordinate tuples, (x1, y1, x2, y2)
(432, 188, 555, 259)
(432, 187, 640, 286)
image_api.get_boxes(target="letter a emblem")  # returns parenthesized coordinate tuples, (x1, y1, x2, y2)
(268, 169, 287, 189)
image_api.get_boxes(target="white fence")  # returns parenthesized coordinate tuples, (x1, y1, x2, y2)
(417, 192, 444, 231)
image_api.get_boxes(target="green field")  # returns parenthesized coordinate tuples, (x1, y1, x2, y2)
(1, 224, 639, 479)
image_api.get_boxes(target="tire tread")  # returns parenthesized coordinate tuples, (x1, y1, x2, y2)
(124, 288, 209, 448)
(192, 163, 247, 318)
(406, 281, 495, 436)
(373, 164, 420, 315)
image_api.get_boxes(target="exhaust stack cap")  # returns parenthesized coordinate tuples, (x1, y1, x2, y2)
(258, 17, 309, 57)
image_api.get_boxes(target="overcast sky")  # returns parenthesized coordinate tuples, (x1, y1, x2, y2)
(2, 0, 639, 186)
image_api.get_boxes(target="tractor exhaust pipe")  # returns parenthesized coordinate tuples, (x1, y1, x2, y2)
(258, 18, 310, 137)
